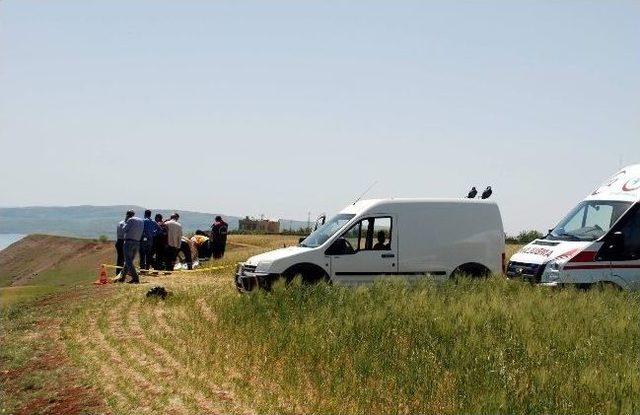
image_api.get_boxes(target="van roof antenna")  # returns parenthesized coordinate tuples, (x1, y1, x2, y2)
(353, 181, 378, 205)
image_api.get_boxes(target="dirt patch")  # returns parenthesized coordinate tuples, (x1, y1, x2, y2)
(2, 320, 106, 415)
(1, 286, 112, 415)
(16, 385, 104, 415)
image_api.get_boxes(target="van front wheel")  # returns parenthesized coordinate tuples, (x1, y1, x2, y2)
(282, 264, 330, 285)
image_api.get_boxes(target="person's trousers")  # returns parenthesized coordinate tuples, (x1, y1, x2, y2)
(179, 240, 193, 270)
(139, 238, 153, 270)
(197, 241, 212, 260)
(165, 246, 179, 271)
(122, 240, 140, 281)
(152, 240, 166, 270)
(115, 239, 124, 276)
(212, 242, 226, 259)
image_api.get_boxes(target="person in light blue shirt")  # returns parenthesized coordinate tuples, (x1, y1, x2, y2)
(114, 219, 126, 276)
(140, 209, 160, 270)
(116, 210, 144, 283)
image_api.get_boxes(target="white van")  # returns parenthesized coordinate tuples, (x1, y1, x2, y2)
(508, 164, 640, 290)
(235, 198, 505, 291)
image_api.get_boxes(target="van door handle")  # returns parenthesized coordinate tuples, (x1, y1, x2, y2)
(381, 253, 395, 258)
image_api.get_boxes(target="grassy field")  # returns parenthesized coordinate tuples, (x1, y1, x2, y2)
(2, 237, 640, 414)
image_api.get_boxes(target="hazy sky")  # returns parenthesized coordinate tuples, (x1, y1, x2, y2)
(1, 1, 638, 234)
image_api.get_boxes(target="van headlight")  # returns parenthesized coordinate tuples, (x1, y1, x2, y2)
(548, 261, 560, 271)
(255, 261, 273, 272)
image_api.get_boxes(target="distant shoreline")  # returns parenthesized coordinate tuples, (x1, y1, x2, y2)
(0, 234, 26, 251)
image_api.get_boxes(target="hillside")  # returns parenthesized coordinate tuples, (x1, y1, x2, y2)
(0, 205, 308, 238)
(0, 234, 114, 288)
(0, 233, 301, 307)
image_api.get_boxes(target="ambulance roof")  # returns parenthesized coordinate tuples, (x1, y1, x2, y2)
(586, 164, 640, 202)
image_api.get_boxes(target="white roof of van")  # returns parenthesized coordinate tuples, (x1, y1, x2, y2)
(586, 164, 640, 202)
(339, 198, 497, 215)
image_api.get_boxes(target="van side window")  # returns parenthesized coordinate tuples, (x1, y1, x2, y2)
(343, 221, 363, 252)
(334, 217, 392, 254)
(357, 217, 392, 251)
(370, 217, 392, 251)
(614, 206, 640, 260)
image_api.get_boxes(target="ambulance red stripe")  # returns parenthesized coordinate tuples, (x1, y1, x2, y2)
(567, 251, 597, 263)
(565, 264, 640, 270)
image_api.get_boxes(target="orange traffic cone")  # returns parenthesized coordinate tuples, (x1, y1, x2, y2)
(94, 265, 110, 285)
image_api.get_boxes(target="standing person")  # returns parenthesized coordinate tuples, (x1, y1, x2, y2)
(152, 213, 168, 271)
(116, 210, 144, 284)
(211, 216, 228, 259)
(164, 213, 183, 271)
(114, 218, 126, 276)
(140, 209, 159, 270)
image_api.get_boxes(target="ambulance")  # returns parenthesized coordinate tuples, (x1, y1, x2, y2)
(507, 164, 640, 290)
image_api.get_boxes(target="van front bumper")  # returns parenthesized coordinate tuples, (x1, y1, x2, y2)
(235, 264, 278, 292)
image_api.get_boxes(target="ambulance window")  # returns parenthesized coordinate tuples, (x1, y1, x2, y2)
(615, 207, 640, 260)
(585, 204, 614, 229)
(550, 200, 632, 241)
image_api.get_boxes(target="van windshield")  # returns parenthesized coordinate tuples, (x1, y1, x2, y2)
(299, 214, 355, 248)
(547, 200, 632, 241)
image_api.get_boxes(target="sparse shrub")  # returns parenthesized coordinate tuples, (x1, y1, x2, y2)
(507, 229, 544, 244)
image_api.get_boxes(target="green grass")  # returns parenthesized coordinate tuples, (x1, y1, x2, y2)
(187, 277, 640, 414)
(4, 238, 640, 414)
(0, 285, 59, 308)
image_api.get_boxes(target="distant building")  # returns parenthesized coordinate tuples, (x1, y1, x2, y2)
(238, 216, 280, 233)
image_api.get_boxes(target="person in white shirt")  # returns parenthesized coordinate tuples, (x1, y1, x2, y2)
(164, 213, 183, 271)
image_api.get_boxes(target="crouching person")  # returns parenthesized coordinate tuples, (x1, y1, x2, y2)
(179, 237, 195, 270)
(191, 230, 211, 260)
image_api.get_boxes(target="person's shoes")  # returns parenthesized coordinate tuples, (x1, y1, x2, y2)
(127, 279, 140, 284)
(112, 274, 125, 283)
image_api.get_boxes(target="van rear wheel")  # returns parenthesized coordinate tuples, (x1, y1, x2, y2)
(450, 263, 491, 282)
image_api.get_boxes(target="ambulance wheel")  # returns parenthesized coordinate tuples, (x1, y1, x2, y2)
(592, 281, 622, 291)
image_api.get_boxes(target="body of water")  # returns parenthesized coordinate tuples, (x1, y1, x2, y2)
(0, 233, 26, 251)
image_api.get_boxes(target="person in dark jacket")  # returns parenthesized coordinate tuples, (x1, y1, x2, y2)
(210, 216, 228, 259)
(115, 218, 126, 276)
(152, 213, 168, 271)
(140, 209, 159, 270)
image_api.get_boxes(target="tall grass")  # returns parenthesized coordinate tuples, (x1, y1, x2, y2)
(192, 277, 640, 414)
